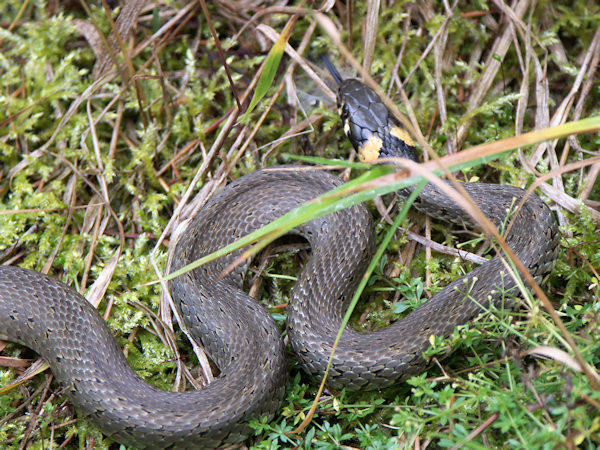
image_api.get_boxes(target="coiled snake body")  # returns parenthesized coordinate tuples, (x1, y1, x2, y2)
(0, 76, 559, 448)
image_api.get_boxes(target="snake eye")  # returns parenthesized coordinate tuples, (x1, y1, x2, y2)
(340, 102, 349, 121)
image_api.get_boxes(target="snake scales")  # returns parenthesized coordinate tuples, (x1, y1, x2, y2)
(0, 75, 559, 448)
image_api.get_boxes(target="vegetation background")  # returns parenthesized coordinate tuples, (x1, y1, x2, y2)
(0, 0, 599, 448)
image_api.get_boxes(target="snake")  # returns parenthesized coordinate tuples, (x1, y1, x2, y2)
(0, 64, 559, 448)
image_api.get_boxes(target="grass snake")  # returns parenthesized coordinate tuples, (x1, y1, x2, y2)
(0, 73, 559, 448)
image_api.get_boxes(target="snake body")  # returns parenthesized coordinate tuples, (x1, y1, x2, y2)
(0, 76, 559, 448)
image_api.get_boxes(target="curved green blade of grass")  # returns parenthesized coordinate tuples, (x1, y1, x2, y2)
(158, 115, 600, 285)
(162, 164, 395, 283)
(243, 18, 296, 117)
(162, 155, 490, 284)
(285, 151, 512, 172)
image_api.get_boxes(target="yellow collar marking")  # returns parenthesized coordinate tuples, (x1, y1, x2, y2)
(358, 136, 383, 162)
(390, 126, 415, 147)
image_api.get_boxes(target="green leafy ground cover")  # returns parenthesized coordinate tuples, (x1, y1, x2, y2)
(0, 0, 599, 448)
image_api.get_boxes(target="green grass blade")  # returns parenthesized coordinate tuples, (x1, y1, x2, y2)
(161, 115, 600, 285)
(243, 20, 295, 117)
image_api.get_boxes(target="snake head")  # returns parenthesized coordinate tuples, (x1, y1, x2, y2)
(321, 55, 417, 163)
(336, 78, 417, 163)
